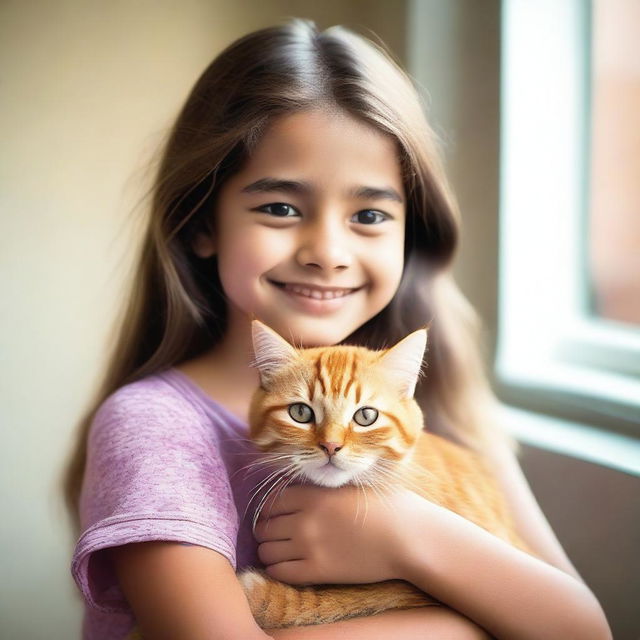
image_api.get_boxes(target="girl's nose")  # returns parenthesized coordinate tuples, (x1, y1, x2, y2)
(295, 219, 353, 272)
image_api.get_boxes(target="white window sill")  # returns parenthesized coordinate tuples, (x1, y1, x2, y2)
(500, 405, 640, 477)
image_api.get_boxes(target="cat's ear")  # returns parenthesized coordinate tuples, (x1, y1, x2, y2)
(250, 319, 298, 386)
(377, 328, 428, 398)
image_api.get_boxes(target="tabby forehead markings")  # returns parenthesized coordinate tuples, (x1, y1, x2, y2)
(330, 351, 350, 395)
(315, 357, 327, 395)
(343, 355, 357, 399)
(316, 349, 364, 401)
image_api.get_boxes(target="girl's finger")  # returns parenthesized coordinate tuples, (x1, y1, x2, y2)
(264, 559, 312, 586)
(254, 512, 299, 543)
(258, 539, 304, 566)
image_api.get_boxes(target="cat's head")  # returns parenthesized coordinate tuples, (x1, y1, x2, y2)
(248, 320, 427, 488)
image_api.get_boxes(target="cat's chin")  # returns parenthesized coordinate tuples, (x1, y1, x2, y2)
(303, 465, 353, 488)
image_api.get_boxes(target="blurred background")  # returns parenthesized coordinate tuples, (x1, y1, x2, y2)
(1, 1, 638, 638)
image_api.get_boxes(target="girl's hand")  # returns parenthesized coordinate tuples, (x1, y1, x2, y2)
(253, 484, 428, 586)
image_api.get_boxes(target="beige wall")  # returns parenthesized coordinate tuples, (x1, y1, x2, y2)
(0, 2, 407, 638)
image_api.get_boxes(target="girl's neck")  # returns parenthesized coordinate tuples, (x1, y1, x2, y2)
(176, 312, 260, 424)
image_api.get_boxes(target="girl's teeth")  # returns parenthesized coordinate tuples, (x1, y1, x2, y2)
(283, 283, 352, 300)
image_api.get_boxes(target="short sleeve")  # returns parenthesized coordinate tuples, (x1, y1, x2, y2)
(70, 376, 239, 614)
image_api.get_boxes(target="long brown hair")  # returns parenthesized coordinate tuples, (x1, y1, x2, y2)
(62, 17, 515, 537)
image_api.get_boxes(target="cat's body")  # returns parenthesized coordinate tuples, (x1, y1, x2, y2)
(125, 322, 530, 639)
(238, 321, 532, 629)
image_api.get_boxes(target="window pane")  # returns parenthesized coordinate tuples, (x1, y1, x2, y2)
(588, 0, 640, 326)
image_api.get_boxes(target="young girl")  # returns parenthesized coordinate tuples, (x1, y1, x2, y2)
(63, 18, 611, 640)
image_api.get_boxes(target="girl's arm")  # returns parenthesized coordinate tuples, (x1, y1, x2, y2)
(112, 541, 488, 640)
(267, 606, 491, 639)
(111, 542, 270, 640)
(395, 440, 612, 640)
(483, 437, 584, 580)
(399, 502, 611, 640)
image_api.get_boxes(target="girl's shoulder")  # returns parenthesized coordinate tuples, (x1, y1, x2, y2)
(91, 369, 215, 442)
(90, 367, 248, 445)
(95, 369, 198, 422)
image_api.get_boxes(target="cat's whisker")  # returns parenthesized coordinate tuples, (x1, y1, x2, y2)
(269, 471, 300, 513)
(359, 479, 370, 527)
(250, 466, 299, 530)
(366, 478, 397, 516)
(247, 460, 297, 496)
(245, 464, 294, 512)
(252, 468, 301, 533)
(374, 469, 410, 498)
(352, 479, 360, 523)
(251, 474, 290, 533)
(232, 453, 299, 480)
(356, 469, 400, 514)
(373, 459, 430, 496)
(217, 436, 260, 447)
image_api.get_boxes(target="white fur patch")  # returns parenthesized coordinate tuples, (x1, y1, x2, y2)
(238, 570, 267, 590)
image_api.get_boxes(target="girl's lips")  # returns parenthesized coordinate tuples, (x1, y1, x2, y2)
(269, 280, 361, 314)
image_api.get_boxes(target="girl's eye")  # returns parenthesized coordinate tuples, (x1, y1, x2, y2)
(288, 403, 314, 423)
(353, 406, 379, 426)
(256, 204, 388, 224)
(258, 203, 299, 217)
(351, 210, 388, 225)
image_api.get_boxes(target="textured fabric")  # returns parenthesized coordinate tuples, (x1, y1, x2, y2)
(70, 368, 269, 640)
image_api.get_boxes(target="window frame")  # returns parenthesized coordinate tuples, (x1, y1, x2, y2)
(496, 0, 640, 438)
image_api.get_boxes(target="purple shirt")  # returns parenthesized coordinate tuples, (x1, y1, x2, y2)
(70, 368, 270, 640)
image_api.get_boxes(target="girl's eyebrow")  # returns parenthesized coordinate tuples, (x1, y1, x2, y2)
(240, 177, 404, 204)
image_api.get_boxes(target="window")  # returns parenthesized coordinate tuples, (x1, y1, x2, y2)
(588, 0, 640, 327)
(497, 0, 640, 440)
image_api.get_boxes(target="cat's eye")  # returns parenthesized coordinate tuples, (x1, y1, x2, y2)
(288, 403, 314, 423)
(353, 406, 378, 426)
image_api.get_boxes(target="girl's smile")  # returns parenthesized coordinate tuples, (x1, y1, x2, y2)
(193, 107, 406, 348)
(268, 279, 365, 315)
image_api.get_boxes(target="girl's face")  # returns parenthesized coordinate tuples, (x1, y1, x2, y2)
(195, 108, 406, 347)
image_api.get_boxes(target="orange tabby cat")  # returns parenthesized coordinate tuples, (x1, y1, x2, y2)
(238, 319, 533, 629)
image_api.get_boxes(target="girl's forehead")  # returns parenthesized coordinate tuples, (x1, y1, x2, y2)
(229, 109, 405, 202)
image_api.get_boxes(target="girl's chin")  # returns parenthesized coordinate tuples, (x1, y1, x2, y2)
(261, 320, 355, 348)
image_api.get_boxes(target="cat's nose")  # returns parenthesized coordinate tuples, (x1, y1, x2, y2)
(318, 441, 342, 457)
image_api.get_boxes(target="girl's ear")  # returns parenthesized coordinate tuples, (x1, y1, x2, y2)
(192, 231, 216, 258)
(377, 328, 428, 398)
(251, 320, 298, 386)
